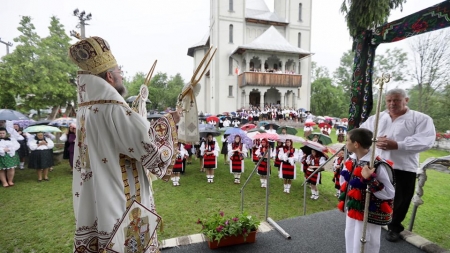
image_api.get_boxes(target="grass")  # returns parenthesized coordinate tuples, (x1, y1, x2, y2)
(0, 128, 449, 252)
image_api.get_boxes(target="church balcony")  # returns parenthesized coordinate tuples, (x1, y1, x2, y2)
(237, 72, 302, 88)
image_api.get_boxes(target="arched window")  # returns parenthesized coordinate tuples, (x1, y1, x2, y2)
(229, 24, 234, 43)
(229, 0, 233, 11)
(298, 32, 302, 47)
(299, 3, 302, 21)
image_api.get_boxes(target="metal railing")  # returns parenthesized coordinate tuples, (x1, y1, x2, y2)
(240, 149, 291, 239)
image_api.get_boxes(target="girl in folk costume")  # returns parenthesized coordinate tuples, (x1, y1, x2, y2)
(338, 128, 395, 253)
(252, 138, 261, 164)
(273, 140, 284, 171)
(303, 125, 313, 138)
(13, 124, 28, 170)
(332, 150, 344, 197)
(184, 142, 193, 165)
(200, 133, 219, 183)
(278, 139, 301, 193)
(221, 134, 230, 165)
(27, 132, 54, 182)
(303, 149, 327, 200)
(336, 128, 347, 143)
(171, 143, 188, 186)
(0, 127, 20, 187)
(227, 135, 248, 184)
(255, 138, 271, 188)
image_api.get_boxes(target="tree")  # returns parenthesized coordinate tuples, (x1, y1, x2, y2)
(0, 16, 42, 114)
(38, 16, 78, 119)
(373, 47, 408, 86)
(310, 77, 348, 117)
(333, 50, 354, 93)
(409, 30, 450, 113)
(311, 61, 330, 82)
(124, 71, 146, 96)
(340, 0, 407, 36)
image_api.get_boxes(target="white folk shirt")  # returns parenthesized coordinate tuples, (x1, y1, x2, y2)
(0, 138, 20, 157)
(360, 109, 435, 173)
(73, 74, 177, 253)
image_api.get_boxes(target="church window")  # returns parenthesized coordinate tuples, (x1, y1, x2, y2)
(299, 3, 303, 21)
(229, 24, 234, 43)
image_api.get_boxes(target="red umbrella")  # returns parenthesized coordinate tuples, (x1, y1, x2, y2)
(240, 123, 256, 131)
(206, 116, 220, 123)
(304, 122, 316, 127)
(318, 122, 331, 129)
(250, 132, 279, 140)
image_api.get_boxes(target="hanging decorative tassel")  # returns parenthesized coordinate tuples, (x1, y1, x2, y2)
(337, 201, 345, 212)
(353, 166, 362, 177)
(380, 201, 393, 213)
(340, 182, 348, 193)
(348, 188, 362, 200)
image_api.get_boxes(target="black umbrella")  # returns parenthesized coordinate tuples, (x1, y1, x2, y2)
(199, 130, 221, 138)
(125, 95, 151, 104)
(0, 109, 29, 120)
(147, 113, 163, 120)
(29, 119, 53, 126)
(264, 123, 280, 130)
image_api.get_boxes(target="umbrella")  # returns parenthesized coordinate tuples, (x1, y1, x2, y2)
(230, 112, 237, 116)
(199, 129, 221, 138)
(301, 140, 329, 158)
(304, 122, 316, 127)
(307, 132, 332, 145)
(227, 133, 253, 149)
(240, 118, 249, 125)
(29, 119, 53, 126)
(336, 125, 347, 131)
(198, 116, 207, 121)
(258, 121, 270, 127)
(0, 109, 29, 120)
(199, 123, 215, 131)
(328, 143, 345, 154)
(276, 134, 305, 143)
(277, 126, 298, 135)
(148, 114, 163, 120)
(324, 116, 333, 120)
(318, 122, 332, 129)
(206, 116, 220, 124)
(264, 123, 280, 130)
(12, 119, 35, 129)
(222, 112, 230, 116)
(246, 131, 259, 140)
(49, 117, 76, 127)
(341, 118, 348, 122)
(247, 128, 266, 133)
(125, 95, 151, 104)
(240, 123, 256, 131)
(250, 132, 279, 140)
(224, 127, 246, 135)
(23, 125, 61, 133)
(316, 116, 325, 120)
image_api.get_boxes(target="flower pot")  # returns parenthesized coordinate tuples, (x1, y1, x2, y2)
(207, 230, 257, 249)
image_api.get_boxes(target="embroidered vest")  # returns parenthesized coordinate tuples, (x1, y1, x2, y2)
(338, 157, 395, 225)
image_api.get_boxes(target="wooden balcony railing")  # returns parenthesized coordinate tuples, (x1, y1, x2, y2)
(238, 72, 302, 88)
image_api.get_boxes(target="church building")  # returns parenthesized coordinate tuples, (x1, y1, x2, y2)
(187, 0, 312, 114)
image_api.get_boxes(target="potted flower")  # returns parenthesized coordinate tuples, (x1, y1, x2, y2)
(197, 210, 260, 249)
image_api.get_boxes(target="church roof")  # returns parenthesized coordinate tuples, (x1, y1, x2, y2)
(187, 31, 210, 57)
(245, 0, 288, 24)
(231, 26, 311, 58)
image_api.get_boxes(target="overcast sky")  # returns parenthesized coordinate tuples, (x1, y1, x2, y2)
(0, 0, 444, 85)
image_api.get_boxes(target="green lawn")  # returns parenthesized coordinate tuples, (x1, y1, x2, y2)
(0, 129, 449, 252)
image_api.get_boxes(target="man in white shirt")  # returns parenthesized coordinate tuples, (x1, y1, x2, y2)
(360, 88, 435, 243)
(223, 118, 231, 128)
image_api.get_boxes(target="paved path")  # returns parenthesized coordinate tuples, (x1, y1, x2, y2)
(161, 209, 448, 253)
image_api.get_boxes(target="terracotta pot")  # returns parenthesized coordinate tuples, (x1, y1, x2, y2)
(207, 230, 257, 249)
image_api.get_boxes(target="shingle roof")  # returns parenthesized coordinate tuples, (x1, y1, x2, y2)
(231, 26, 311, 58)
(245, 0, 288, 24)
(187, 31, 210, 57)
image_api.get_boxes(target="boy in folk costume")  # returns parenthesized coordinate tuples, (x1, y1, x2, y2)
(200, 133, 219, 183)
(303, 148, 327, 200)
(172, 143, 188, 186)
(0, 127, 20, 187)
(227, 135, 247, 184)
(338, 128, 395, 253)
(278, 139, 301, 193)
(255, 138, 271, 188)
(332, 150, 344, 197)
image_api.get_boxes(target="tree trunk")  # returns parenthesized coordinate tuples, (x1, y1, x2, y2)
(47, 105, 60, 120)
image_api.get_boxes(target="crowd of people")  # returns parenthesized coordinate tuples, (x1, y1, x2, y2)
(4, 36, 437, 253)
